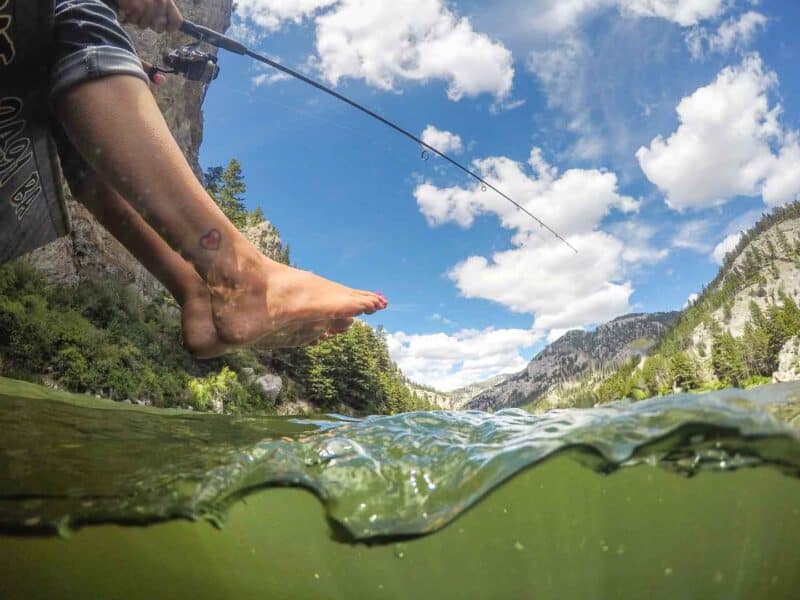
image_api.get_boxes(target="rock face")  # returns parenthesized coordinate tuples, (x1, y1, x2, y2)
(243, 221, 286, 263)
(445, 375, 511, 410)
(467, 312, 679, 411)
(30, 0, 236, 296)
(773, 336, 800, 383)
(678, 218, 800, 384)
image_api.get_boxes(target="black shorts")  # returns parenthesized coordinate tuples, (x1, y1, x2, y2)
(51, 0, 149, 190)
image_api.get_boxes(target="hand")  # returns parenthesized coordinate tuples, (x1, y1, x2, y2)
(117, 0, 182, 33)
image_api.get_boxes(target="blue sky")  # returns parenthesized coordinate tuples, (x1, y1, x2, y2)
(199, 0, 800, 390)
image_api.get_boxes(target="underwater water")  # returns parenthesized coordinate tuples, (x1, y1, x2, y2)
(0, 377, 799, 599)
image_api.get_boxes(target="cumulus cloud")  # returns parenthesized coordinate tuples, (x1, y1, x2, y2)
(686, 11, 768, 59)
(637, 55, 800, 211)
(414, 147, 645, 332)
(421, 126, 464, 155)
(313, 0, 514, 101)
(711, 232, 743, 264)
(386, 328, 540, 391)
(234, 1, 514, 101)
(684, 292, 699, 308)
(234, 0, 337, 32)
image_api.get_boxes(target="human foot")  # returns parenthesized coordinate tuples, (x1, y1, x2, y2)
(208, 249, 387, 346)
(182, 284, 357, 358)
(181, 288, 231, 359)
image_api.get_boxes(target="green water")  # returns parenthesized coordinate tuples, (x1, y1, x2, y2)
(1, 377, 799, 599)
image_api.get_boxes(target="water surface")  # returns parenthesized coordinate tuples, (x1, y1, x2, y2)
(1, 377, 799, 598)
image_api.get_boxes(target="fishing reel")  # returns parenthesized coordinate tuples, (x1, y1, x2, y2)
(149, 44, 220, 85)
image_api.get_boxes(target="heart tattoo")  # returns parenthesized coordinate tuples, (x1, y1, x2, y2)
(199, 229, 222, 251)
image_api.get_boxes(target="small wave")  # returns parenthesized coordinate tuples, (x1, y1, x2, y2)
(1, 380, 799, 540)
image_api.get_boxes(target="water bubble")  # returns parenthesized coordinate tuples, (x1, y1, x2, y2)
(713, 571, 724, 583)
(615, 545, 626, 556)
(664, 567, 673, 576)
(313, 573, 320, 580)
(394, 543, 406, 559)
(513, 541, 525, 552)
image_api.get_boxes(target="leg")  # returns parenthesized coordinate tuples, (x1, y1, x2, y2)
(56, 75, 386, 345)
(49, 0, 385, 349)
(74, 175, 355, 357)
(73, 174, 227, 358)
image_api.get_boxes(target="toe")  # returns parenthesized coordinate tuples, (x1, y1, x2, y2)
(329, 318, 354, 334)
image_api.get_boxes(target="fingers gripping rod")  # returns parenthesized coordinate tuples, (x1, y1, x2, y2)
(108, 2, 578, 253)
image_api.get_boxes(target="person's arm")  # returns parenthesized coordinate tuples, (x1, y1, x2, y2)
(106, 0, 182, 33)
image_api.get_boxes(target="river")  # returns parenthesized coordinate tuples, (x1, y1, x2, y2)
(1, 376, 798, 599)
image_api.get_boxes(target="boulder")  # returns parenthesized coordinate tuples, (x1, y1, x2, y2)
(256, 373, 283, 402)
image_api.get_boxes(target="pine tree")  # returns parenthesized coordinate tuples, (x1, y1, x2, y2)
(712, 332, 748, 386)
(776, 228, 792, 256)
(670, 352, 698, 390)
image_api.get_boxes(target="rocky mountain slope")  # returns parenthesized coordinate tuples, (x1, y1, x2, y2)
(404, 374, 511, 410)
(545, 204, 800, 410)
(30, 0, 244, 295)
(467, 312, 678, 411)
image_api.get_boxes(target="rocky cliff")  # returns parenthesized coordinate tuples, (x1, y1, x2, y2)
(546, 205, 800, 409)
(466, 312, 679, 411)
(30, 0, 254, 296)
(672, 216, 800, 384)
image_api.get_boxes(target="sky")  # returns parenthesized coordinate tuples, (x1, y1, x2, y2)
(199, 0, 800, 391)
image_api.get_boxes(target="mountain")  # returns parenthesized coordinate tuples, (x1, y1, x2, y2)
(448, 375, 512, 409)
(405, 374, 512, 410)
(548, 204, 800, 409)
(466, 312, 678, 412)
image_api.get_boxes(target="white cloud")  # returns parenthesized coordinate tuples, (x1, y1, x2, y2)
(234, 0, 337, 32)
(673, 219, 713, 252)
(414, 147, 644, 332)
(313, 0, 514, 101)
(430, 313, 457, 327)
(619, 0, 728, 26)
(234, 1, 514, 101)
(524, 0, 729, 34)
(711, 232, 743, 264)
(421, 126, 464, 155)
(386, 328, 540, 391)
(637, 55, 800, 211)
(251, 63, 293, 86)
(686, 11, 768, 59)
(608, 220, 670, 265)
(684, 292, 699, 307)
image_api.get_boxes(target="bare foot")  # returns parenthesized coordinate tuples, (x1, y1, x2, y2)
(208, 248, 388, 347)
(182, 284, 358, 358)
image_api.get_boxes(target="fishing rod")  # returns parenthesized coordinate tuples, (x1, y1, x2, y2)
(111, 2, 578, 253)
